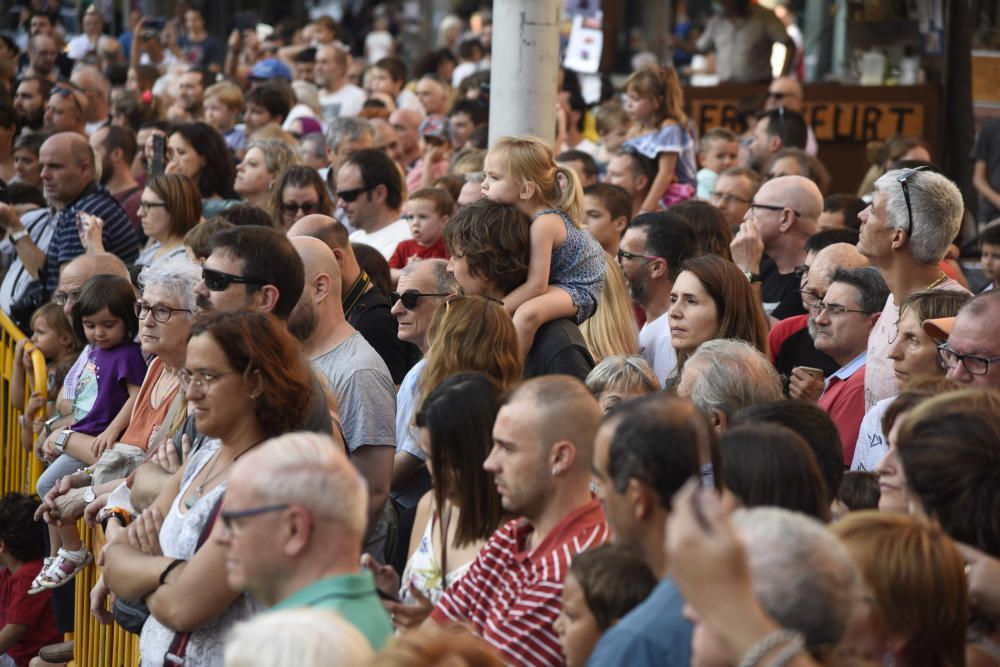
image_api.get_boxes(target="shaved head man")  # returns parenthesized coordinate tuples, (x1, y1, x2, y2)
(732, 175, 822, 320)
(389, 108, 424, 167)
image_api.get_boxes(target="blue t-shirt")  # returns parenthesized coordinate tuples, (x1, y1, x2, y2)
(70, 341, 148, 437)
(586, 577, 692, 667)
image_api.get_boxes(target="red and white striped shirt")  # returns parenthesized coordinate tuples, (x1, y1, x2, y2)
(431, 500, 609, 666)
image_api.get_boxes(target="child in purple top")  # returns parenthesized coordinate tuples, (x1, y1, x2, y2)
(31, 276, 147, 593)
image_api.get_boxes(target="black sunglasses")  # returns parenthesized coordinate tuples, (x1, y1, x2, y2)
(281, 201, 320, 215)
(390, 290, 451, 310)
(52, 86, 83, 112)
(202, 267, 267, 292)
(897, 166, 928, 232)
(337, 185, 375, 203)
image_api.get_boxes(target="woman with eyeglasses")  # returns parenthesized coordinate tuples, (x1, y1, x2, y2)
(101, 309, 314, 666)
(851, 289, 971, 471)
(270, 165, 334, 230)
(667, 254, 769, 377)
(234, 139, 297, 217)
(133, 174, 203, 268)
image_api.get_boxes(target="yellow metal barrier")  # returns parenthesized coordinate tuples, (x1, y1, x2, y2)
(0, 309, 47, 495)
(74, 524, 140, 667)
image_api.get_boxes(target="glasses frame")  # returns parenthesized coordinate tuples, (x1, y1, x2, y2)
(897, 166, 928, 232)
(809, 301, 874, 317)
(201, 267, 267, 292)
(336, 185, 375, 203)
(52, 289, 82, 306)
(177, 368, 241, 393)
(799, 288, 821, 308)
(139, 200, 168, 212)
(134, 301, 192, 323)
(749, 202, 802, 218)
(220, 504, 290, 534)
(280, 201, 320, 215)
(710, 191, 752, 205)
(617, 248, 664, 263)
(389, 290, 452, 310)
(936, 342, 1000, 376)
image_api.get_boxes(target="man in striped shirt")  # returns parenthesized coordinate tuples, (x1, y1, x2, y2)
(431, 375, 609, 666)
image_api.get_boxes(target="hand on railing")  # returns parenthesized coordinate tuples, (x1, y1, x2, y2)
(90, 574, 116, 625)
(34, 470, 92, 526)
(127, 508, 164, 556)
(36, 430, 59, 464)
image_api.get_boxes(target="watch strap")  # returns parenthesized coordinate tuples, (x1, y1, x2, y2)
(10, 230, 28, 244)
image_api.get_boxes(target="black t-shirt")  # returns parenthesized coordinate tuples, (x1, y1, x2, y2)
(347, 285, 419, 384)
(774, 327, 840, 390)
(970, 119, 1000, 223)
(523, 319, 595, 382)
(761, 255, 806, 321)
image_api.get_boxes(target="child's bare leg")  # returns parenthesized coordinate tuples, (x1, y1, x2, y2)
(512, 287, 578, 357)
(55, 523, 83, 552)
(47, 523, 61, 557)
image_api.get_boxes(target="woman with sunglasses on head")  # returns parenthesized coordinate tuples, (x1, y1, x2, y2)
(101, 309, 314, 666)
(271, 165, 334, 230)
(234, 139, 297, 218)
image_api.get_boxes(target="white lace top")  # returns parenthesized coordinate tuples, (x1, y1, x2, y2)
(139, 440, 262, 666)
(399, 510, 472, 608)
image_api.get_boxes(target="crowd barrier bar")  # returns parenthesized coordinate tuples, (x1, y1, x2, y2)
(0, 310, 47, 496)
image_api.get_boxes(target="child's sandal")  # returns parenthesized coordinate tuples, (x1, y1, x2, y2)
(27, 556, 56, 595)
(36, 548, 92, 590)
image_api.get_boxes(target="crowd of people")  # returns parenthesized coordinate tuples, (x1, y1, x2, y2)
(0, 3, 998, 667)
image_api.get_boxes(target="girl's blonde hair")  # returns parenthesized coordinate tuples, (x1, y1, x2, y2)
(487, 135, 584, 225)
(581, 255, 639, 361)
(624, 64, 688, 128)
(585, 354, 659, 398)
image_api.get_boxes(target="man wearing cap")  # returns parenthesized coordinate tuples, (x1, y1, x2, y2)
(930, 290, 1000, 389)
(405, 115, 451, 192)
(249, 58, 293, 85)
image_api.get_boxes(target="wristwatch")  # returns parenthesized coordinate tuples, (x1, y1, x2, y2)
(743, 269, 762, 284)
(82, 486, 96, 503)
(54, 429, 72, 454)
(10, 229, 28, 245)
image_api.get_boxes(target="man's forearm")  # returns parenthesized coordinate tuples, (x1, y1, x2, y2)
(14, 236, 47, 279)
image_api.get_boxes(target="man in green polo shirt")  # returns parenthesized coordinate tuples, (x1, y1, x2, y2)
(217, 432, 393, 650)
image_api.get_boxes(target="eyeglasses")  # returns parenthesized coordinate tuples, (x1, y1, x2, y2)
(749, 202, 802, 217)
(336, 185, 375, 203)
(390, 290, 451, 310)
(710, 191, 752, 205)
(617, 248, 663, 263)
(937, 342, 1000, 376)
(281, 201, 320, 215)
(52, 289, 82, 306)
(766, 91, 796, 101)
(51, 86, 83, 112)
(178, 368, 240, 393)
(134, 301, 191, 323)
(201, 267, 267, 292)
(139, 200, 168, 212)
(220, 504, 289, 535)
(808, 301, 873, 317)
(897, 166, 928, 232)
(799, 288, 821, 307)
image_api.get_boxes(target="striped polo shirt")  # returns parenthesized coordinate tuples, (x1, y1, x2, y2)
(432, 500, 609, 666)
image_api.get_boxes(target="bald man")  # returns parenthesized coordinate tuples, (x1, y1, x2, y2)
(772, 242, 869, 390)
(0, 134, 137, 298)
(288, 214, 417, 384)
(430, 375, 610, 665)
(389, 108, 424, 168)
(731, 175, 822, 320)
(765, 76, 818, 156)
(289, 236, 396, 559)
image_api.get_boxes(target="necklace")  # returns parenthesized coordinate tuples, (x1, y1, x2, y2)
(926, 272, 948, 290)
(183, 439, 263, 510)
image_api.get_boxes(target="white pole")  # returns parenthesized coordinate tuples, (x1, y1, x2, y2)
(488, 0, 561, 145)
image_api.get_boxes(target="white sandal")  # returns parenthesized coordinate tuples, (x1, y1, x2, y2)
(28, 556, 56, 595)
(35, 548, 92, 591)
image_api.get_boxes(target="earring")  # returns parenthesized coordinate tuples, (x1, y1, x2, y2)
(551, 466, 558, 477)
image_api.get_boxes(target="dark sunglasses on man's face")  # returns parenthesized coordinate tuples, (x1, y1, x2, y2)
(390, 290, 451, 310)
(337, 185, 374, 203)
(201, 267, 266, 292)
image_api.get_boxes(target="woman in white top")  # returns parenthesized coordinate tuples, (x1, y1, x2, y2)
(135, 174, 202, 267)
(364, 371, 507, 630)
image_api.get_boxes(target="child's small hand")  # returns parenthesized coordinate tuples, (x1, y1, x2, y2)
(24, 391, 45, 421)
(91, 429, 118, 458)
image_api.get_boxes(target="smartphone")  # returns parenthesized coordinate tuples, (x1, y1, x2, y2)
(151, 134, 166, 177)
(234, 12, 256, 32)
(145, 16, 166, 31)
(796, 366, 825, 381)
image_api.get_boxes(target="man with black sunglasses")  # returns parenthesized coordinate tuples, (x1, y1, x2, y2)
(763, 77, 818, 156)
(338, 149, 412, 260)
(857, 168, 968, 410)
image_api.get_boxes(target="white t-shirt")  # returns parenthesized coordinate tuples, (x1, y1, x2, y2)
(638, 312, 677, 387)
(365, 31, 394, 63)
(349, 218, 412, 259)
(319, 84, 366, 123)
(67, 33, 117, 60)
(851, 397, 892, 472)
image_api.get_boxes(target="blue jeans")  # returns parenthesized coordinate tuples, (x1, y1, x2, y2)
(36, 453, 85, 498)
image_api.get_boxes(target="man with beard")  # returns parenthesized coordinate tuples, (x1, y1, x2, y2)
(13, 77, 52, 133)
(289, 236, 395, 559)
(745, 107, 808, 173)
(617, 212, 698, 386)
(89, 126, 142, 231)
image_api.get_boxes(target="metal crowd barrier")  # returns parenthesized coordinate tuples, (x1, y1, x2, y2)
(0, 310, 47, 495)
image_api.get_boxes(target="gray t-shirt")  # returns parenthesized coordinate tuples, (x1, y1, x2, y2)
(311, 332, 396, 453)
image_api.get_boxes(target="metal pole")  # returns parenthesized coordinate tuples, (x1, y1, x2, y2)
(489, 0, 561, 145)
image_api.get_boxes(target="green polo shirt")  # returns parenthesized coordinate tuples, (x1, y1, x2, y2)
(271, 571, 393, 650)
